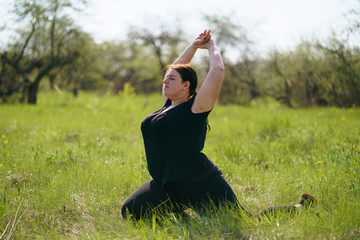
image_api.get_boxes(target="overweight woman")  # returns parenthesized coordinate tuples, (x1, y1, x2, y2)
(121, 30, 315, 220)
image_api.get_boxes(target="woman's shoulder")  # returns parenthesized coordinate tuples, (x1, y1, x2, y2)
(189, 94, 212, 115)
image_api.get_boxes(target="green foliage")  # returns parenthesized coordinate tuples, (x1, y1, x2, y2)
(55, 30, 109, 91)
(255, 39, 360, 108)
(2, 7, 359, 107)
(98, 40, 162, 94)
(0, 92, 359, 239)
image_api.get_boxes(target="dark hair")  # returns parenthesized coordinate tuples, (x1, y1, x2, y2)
(165, 64, 198, 96)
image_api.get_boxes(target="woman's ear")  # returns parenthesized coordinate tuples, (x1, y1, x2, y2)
(183, 81, 190, 90)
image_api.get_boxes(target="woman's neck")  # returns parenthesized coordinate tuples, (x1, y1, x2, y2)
(171, 95, 190, 107)
(170, 95, 190, 107)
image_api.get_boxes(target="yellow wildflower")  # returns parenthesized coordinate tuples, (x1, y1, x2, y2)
(349, 108, 354, 112)
(313, 122, 317, 126)
(4, 140, 8, 144)
(0, 164, 3, 168)
(340, 116, 346, 121)
(316, 161, 322, 165)
(1, 135, 5, 139)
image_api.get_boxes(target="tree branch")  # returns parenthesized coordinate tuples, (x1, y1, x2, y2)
(12, 21, 36, 67)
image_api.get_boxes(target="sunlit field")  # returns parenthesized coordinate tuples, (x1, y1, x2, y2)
(0, 92, 359, 239)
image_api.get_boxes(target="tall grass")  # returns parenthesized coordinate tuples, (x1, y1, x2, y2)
(0, 92, 359, 239)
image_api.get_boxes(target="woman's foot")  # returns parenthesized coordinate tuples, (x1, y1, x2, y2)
(299, 193, 317, 209)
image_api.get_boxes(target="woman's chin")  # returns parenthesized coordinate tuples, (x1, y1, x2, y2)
(163, 91, 171, 99)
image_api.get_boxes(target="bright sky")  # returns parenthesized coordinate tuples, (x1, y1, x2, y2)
(0, 0, 358, 54)
(78, 0, 357, 51)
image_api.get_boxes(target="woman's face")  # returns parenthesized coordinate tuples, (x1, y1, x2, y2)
(162, 68, 188, 99)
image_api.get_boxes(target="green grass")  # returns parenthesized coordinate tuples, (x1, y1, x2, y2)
(0, 91, 359, 239)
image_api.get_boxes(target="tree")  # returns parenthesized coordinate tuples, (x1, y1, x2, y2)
(316, 38, 360, 107)
(51, 29, 107, 96)
(127, 22, 185, 75)
(267, 49, 293, 107)
(266, 42, 328, 107)
(203, 14, 250, 58)
(203, 14, 259, 104)
(97, 40, 161, 94)
(0, 0, 86, 104)
(345, 0, 360, 36)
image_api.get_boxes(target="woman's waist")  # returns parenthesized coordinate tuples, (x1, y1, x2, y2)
(163, 163, 219, 190)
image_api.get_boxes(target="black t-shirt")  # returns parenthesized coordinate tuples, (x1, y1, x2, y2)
(141, 94, 216, 187)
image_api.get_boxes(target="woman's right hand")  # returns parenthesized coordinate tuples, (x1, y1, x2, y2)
(193, 29, 211, 48)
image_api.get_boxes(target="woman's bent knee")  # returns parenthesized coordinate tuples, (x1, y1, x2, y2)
(121, 197, 141, 219)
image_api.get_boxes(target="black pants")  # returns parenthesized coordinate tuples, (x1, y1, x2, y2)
(121, 168, 251, 219)
(121, 167, 300, 220)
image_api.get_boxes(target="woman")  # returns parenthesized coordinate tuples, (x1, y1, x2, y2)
(121, 30, 315, 220)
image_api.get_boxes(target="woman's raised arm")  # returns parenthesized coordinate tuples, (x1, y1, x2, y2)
(191, 36, 225, 114)
(162, 30, 211, 103)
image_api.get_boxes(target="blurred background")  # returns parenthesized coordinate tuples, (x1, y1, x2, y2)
(0, 0, 359, 107)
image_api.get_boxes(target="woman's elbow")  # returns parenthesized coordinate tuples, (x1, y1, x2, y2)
(212, 64, 225, 73)
(219, 65, 225, 73)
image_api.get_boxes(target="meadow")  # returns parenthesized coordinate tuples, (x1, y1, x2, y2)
(0, 91, 359, 239)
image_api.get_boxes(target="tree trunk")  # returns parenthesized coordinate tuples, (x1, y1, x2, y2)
(249, 78, 260, 101)
(247, 69, 260, 101)
(49, 74, 56, 90)
(0, 52, 7, 96)
(284, 78, 292, 107)
(28, 81, 39, 104)
(154, 46, 165, 73)
(73, 87, 78, 97)
(27, 63, 52, 104)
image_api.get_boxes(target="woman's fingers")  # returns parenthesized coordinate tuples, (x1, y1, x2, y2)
(194, 29, 212, 47)
(203, 29, 211, 41)
(203, 33, 211, 43)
